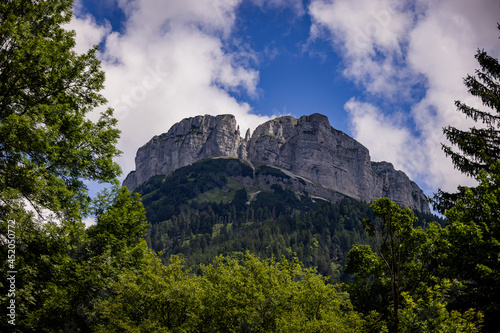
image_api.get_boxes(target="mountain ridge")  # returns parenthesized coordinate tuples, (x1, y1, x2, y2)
(124, 113, 430, 213)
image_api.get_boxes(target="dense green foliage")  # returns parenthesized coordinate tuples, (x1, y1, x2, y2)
(0, 0, 121, 222)
(148, 196, 374, 281)
(431, 163, 500, 331)
(347, 199, 418, 332)
(344, 199, 484, 333)
(0, 0, 124, 331)
(93, 253, 365, 332)
(0, 185, 149, 331)
(138, 158, 440, 282)
(432, 30, 500, 332)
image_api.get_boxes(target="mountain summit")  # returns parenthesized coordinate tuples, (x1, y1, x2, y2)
(124, 114, 430, 213)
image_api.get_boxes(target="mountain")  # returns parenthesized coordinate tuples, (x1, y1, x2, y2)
(124, 113, 430, 213)
(133, 156, 442, 281)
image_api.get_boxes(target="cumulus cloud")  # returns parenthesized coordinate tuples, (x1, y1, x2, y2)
(68, 0, 500, 198)
(68, 0, 271, 175)
(309, 0, 416, 96)
(65, 13, 112, 54)
(309, 0, 500, 194)
(345, 98, 414, 167)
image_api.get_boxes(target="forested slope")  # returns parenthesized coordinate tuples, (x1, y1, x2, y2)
(137, 157, 441, 281)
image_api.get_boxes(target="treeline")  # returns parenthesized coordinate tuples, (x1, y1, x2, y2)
(93, 253, 367, 332)
(144, 185, 440, 281)
(147, 196, 374, 281)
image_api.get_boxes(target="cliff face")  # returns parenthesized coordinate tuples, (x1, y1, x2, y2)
(247, 114, 374, 202)
(247, 114, 430, 212)
(124, 113, 430, 213)
(123, 114, 244, 191)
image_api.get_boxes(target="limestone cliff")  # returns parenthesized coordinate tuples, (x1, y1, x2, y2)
(247, 114, 430, 213)
(124, 113, 430, 213)
(123, 114, 244, 191)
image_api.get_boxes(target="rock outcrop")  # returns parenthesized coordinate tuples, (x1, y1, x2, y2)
(123, 114, 244, 191)
(124, 113, 430, 213)
(247, 114, 430, 212)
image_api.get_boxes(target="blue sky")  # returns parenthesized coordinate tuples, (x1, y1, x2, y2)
(69, 0, 500, 201)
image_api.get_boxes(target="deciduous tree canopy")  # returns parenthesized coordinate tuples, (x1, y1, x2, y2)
(0, 0, 121, 221)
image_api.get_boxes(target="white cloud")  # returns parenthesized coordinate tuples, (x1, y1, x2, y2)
(69, 0, 271, 175)
(65, 13, 112, 54)
(309, 0, 408, 56)
(405, 0, 500, 192)
(309, 0, 500, 194)
(83, 217, 97, 228)
(345, 98, 467, 195)
(345, 98, 413, 167)
(309, 0, 416, 96)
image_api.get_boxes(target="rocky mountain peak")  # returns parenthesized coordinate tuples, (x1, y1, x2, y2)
(123, 113, 430, 213)
(123, 114, 243, 191)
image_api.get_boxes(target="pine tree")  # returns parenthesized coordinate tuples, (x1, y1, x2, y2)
(432, 24, 500, 332)
(435, 25, 500, 212)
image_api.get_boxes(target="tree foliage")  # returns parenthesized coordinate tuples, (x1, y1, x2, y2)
(0, 1, 130, 330)
(431, 25, 500, 332)
(436, 26, 500, 212)
(0, 184, 149, 332)
(344, 198, 483, 333)
(399, 280, 483, 333)
(443, 48, 500, 176)
(363, 198, 417, 332)
(0, 0, 121, 221)
(93, 253, 365, 333)
(345, 199, 417, 332)
(432, 162, 500, 331)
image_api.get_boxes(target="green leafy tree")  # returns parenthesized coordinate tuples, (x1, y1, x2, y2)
(345, 198, 417, 332)
(93, 255, 203, 333)
(0, 0, 127, 330)
(88, 184, 148, 256)
(93, 253, 365, 332)
(0, 185, 149, 332)
(345, 198, 483, 333)
(399, 280, 483, 333)
(0, 0, 121, 221)
(199, 253, 360, 333)
(434, 162, 500, 332)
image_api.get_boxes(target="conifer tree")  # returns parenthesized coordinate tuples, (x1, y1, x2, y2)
(436, 25, 500, 211)
(432, 24, 500, 332)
